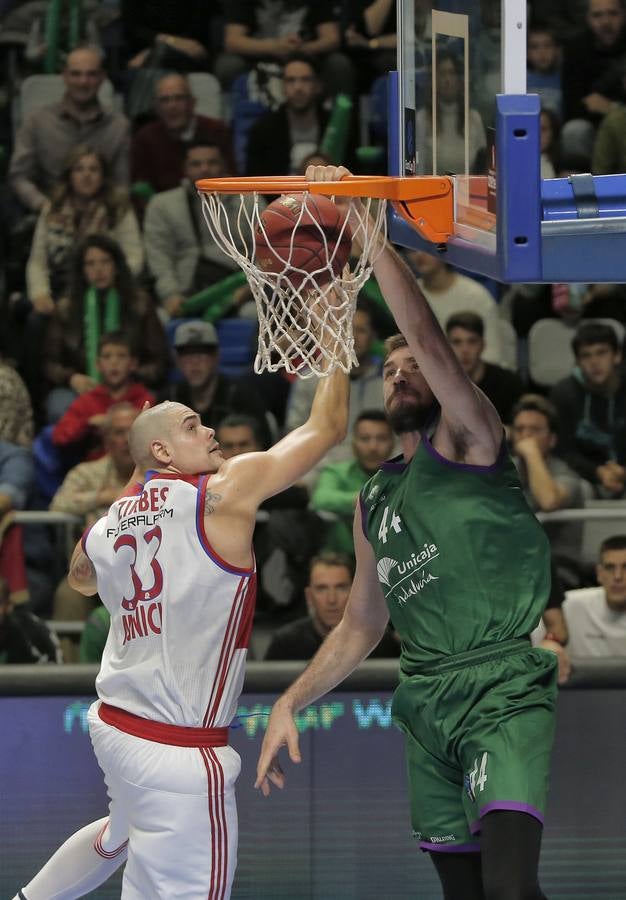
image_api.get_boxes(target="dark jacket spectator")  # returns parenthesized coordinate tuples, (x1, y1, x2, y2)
(0, 577, 61, 663)
(44, 235, 169, 412)
(246, 57, 330, 176)
(131, 73, 235, 192)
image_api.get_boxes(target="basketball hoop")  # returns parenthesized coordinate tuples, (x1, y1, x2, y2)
(196, 175, 453, 377)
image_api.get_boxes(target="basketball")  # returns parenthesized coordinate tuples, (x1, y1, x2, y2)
(254, 193, 352, 285)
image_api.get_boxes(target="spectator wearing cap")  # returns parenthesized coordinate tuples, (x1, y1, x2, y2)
(131, 74, 236, 194)
(160, 321, 272, 445)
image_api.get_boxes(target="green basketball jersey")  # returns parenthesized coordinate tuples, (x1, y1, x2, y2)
(360, 434, 551, 673)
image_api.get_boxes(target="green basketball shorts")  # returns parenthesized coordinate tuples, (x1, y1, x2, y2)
(391, 637, 558, 853)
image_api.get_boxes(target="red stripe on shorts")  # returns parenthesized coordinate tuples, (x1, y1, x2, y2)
(200, 747, 228, 900)
(98, 703, 228, 747)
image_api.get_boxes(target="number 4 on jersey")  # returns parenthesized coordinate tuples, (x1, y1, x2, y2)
(378, 506, 402, 544)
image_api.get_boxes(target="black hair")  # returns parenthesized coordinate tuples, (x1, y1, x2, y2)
(308, 551, 355, 580)
(572, 322, 620, 356)
(354, 409, 391, 429)
(445, 311, 485, 338)
(216, 414, 267, 450)
(600, 535, 626, 556)
(511, 393, 559, 434)
(97, 330, 133, 355)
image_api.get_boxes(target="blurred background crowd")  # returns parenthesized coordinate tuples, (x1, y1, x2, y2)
(0, 0, 626, 673)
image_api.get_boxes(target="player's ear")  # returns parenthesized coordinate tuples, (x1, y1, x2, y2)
(151, 438, 171, 465)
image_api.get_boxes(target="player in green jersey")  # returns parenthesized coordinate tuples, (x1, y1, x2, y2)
(256, 166, 557, 900)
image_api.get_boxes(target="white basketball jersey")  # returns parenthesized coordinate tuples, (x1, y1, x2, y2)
(83, 472, 256, 727)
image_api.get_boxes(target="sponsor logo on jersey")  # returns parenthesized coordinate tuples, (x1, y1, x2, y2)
(367, 484, 381, 501)
(121, 601, 162, 645)
(379, 543, 440, 605)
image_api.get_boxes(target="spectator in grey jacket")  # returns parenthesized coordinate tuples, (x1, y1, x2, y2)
(9, 45, 130, 214)
(144, 140, 260, 318)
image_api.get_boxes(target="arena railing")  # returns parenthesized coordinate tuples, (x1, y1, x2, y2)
(1, 658, 626, 695)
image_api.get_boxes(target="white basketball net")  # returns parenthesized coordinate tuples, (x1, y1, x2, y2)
(198, 190, 387, 377)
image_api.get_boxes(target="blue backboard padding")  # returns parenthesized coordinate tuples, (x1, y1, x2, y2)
(542, 173, 626, 221)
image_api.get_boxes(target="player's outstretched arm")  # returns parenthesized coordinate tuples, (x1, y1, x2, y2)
(225, 366, 349, 507)
(255, 507, 389, 795)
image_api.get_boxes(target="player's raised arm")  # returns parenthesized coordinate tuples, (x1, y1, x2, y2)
(224, 363, 349, 507)
(255, 504, 389, 795)
(311, 165, 502, 461)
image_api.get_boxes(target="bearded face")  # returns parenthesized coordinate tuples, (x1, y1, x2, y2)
(383, 348, 437, 435)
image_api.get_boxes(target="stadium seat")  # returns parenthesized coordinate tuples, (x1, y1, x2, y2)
(528, 317, 625, 388)
(166, 316, 257, 378)
(13, 74, 115, 135)
(32, 425, 73, 503)
(498, 318, 519, 371)
(187, 72, 223, 119)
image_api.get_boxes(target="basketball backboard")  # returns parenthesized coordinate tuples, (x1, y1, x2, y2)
(389, 0, 626, 282)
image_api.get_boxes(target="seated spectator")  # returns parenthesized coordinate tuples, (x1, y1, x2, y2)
(160, 321, 272, 446)
(0, 439, 34, 611)
(511, 394, 589, 512)
(526, 23, 562, 119)
(344, 0, 397, 92)
(310, 410, 394, 555)
(246, 55, 330, 176)
(0, 576, 61, 664)
(0, 358, 33, 448)
(215, 0, 354, 97)
(416, 49, 486, 176)
(445, 311, 524, 425)
(43, 234, 169, 421)
(144, 141, 256, 319)
(286, 297, 385, 472)
(264, 552, 400, 659)
(592, 56, 626, 173)
(550, 322, 626, 496)
(8, 45, 129, 215)
(405, 250, 503, 364)
(560, 0, 626, 164)
(26, 144, 143, 315)
(50, 403, 138, 661)
(121, 0, 208, 72)
(131, 73, 235, 194)
(52, 332, 154, 461)
(562, 534, 626, 656)
(540, 107, 561, 179)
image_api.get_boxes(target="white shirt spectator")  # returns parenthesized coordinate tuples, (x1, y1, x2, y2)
(563, 586, 626, 657)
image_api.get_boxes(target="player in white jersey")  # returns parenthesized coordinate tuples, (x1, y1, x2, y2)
(14, 366, 348, 900)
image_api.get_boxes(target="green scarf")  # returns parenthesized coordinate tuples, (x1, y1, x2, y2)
(84, 287, 121, 382)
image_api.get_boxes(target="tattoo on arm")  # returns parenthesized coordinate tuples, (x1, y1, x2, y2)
(204, 490, 222, 515)
(71, 552, 96, 584)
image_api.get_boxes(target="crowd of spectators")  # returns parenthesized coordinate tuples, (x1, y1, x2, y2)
(1, 0, 626, 670)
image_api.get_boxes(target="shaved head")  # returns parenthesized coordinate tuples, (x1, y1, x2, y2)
(128, 402, 183, 468)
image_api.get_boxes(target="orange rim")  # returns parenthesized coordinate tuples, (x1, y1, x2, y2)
(196, 175, 456, 244)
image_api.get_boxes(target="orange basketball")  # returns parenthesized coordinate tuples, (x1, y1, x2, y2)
(254, 193, 352, 286)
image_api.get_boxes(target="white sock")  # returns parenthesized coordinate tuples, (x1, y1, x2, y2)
(16, 817, 127, 900)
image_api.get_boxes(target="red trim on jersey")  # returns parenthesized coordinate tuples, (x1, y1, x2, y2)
(203, 576, 247, 727)
(234, 573, 257, 650)
(200, 747, 228, 899)
(93, 820, 128, 859)
(98, 703, 229, 747)
(196, 475, 255, 576)
(144, 471, 202, 485)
